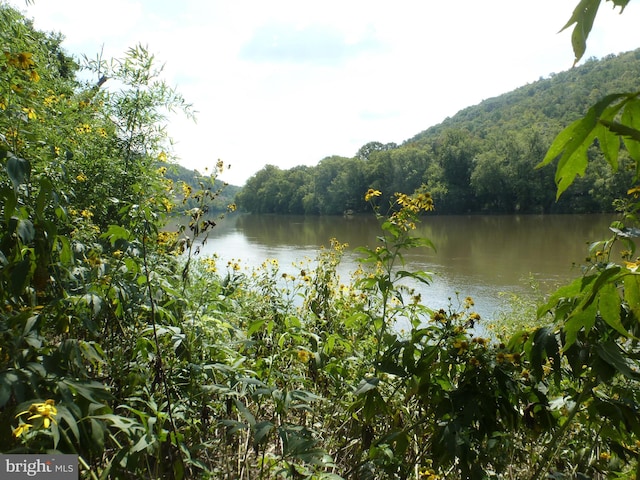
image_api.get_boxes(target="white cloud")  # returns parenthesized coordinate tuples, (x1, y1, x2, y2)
(5, 0, 639, 185)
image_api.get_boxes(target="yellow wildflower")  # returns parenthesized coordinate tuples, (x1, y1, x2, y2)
(75, 123, 92, 134)
(227, 203, 237, 212)
(452, 340, 469, 355)
(80, 209, 93, 219)
(157, 166, 168, 176)
(416, 191, 435, 211)
(432, 309, 447, 323)
(297, 350, 312, 363)
(157, 151, 168, 162)
(7, 52, 35, 69)
(472, 337, 488, 346)
(203, 257, 217, 273)
(12, 422, 32, 438)
(161, 197, 173, 212)
(182, 183, 192, 199)
(625, 260, 640, 272)
(76, 173, 88, 182)
(216, 159, 225, 172)
(29, 69, 40, 82)
(16, 399, 58, 429)
(364, 188, 382, 202)
(157, 231, 178, 246)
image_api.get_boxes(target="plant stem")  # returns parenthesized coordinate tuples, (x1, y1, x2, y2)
(530, 380, 595, 480)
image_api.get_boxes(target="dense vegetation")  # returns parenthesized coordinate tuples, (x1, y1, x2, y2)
(161, 162, 241, 214)
(2, 1, 640, 479)
(236, 50, 640, 215)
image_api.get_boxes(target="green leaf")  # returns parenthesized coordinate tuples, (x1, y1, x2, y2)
(101, 225, 131, 246)
(594, 341, 640, 380)
(82, 293, 103, 316)
(56, 405, 81, 444)
(90, 417, 106, 451)
(537, 274, 595, 319)
(620, 98, 640, 161)
(94, 413, 144, 435)
(624, 274, 640, 320)
(539, 94, 626, 198)
(234, 399, 256, 427)
(10, 255, 32, 295)
(6, 154, 30, 189)
(246, 318, 265, 336)
(253, 420, 274, 445)
(16, 218, 35, 243)
(35, 177, 53, 219)
(559, 0, 602, 65)
(395, 269, 432, 286)
(564, 299, 597, 349)
(595, 116, 620, 170)
(0, 371, 19, 407)
(55, 235, 73, 265)
(353, 376, 380, 395)
(220, 419, 248, 435)
(1, 186, 17, 221)
(131, 433, 154, 453)
(598, 282, 627, 337)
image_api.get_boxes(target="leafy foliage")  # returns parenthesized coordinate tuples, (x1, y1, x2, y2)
(3, 2, 640, 479)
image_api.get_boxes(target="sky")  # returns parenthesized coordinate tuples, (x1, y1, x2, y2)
(6, 0, 640, 186)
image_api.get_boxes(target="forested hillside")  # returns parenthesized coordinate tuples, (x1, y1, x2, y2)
(236, 50, 640, 215)
(161, 162, 241, 213)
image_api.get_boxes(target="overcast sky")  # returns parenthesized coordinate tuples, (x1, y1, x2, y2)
(6, 0, 639, 186)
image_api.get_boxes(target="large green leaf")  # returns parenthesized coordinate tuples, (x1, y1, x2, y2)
(6, 154, 30, 189)
(620, 97, 640, 161)
(1, 186, 17, 221)
(539, 94, 626, 198)
(595, 104, 622, 170)
(563, 299, 597, 350)
(594, 341, 640, 380)
(35, 177, 54, 219)
(624, 273, 640, 321)
(560, 0, 601, 65)
(598, 282, 627, 337)
(16, 218, 35, 244)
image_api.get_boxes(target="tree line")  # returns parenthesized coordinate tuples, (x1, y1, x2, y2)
(236, 50, 640, 215)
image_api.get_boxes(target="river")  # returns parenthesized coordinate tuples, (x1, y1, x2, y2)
(190, 213, 617, 319)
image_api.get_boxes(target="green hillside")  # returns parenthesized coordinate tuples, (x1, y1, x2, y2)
(161, 162, 241, 213)
(237, 50, 640, 215)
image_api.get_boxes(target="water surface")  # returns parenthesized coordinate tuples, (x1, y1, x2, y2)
(192, 213, 616, 319)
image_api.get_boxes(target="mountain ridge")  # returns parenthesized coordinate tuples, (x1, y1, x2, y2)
(236, 49, 640, 215)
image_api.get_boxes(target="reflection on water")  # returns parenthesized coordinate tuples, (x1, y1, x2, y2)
(192, 213, 618, 319)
